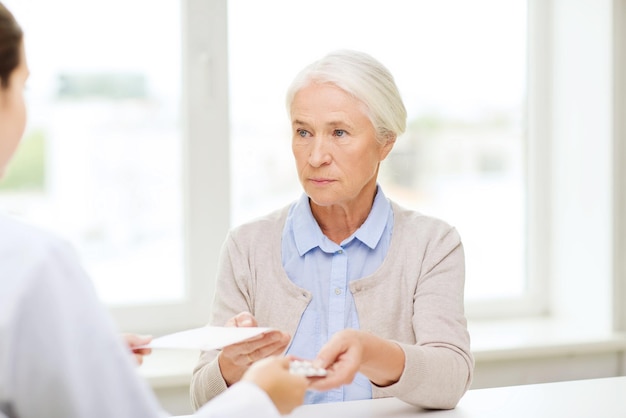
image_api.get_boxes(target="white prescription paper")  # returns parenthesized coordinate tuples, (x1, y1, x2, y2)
(142, 326, 274, 351)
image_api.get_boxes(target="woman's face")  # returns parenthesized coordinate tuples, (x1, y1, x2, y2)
(290, 82, 394, 209)
(0, 41, 28, 178)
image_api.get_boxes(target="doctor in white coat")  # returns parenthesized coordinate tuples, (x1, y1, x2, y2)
(0, 3, 308, 417)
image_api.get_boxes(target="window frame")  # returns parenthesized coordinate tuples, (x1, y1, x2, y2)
(613, 0, 626, 332)
(465, 0, 551, 319)
(110, 0, 230, 334)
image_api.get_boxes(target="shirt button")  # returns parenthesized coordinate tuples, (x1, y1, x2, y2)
(335, 288, 341, 295)
(337, 249, 343, 254)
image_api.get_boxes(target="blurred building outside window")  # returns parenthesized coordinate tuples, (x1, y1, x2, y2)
(0, 0, 184, 306)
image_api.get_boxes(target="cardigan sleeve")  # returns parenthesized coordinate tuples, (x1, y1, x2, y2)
(372, 225, 474, 409)
(349, 208, 474, 409)
(190, 207, 306, 410)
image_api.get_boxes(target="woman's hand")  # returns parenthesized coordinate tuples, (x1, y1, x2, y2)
(242, 356, 308, 415)
(121, 333, 152, 366)
(309, 329, 405, 391)
(218, 312, 291, 386)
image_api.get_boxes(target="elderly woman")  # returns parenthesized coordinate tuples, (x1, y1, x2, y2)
(191, 50, 474, 410)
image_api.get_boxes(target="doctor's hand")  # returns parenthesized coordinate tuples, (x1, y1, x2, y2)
(308, 329, 405, 391)
(242, 356, 308, 415)
(121, 333, 152, 366)
(218, 311, 291, 386)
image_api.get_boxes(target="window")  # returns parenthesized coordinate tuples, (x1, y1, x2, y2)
(2, 0, 184, 305)
(1, 0, 221, 333)
(5, 0, 617, 333)
(227, 0, 532, 317)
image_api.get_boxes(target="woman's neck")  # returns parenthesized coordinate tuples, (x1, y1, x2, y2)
(310, 188, 377, 245)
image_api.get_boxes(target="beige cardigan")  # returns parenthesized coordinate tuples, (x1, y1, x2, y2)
(190, 202, 474, 410)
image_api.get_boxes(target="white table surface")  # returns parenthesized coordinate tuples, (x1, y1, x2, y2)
(177, 376, 626, 417)
(284, 376, 626, 418)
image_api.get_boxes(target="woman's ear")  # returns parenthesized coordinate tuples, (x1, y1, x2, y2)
(379, 134, 396, 161)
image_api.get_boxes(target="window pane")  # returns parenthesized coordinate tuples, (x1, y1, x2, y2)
(228, 0, 527, 302)
(1, 0, 184, 305)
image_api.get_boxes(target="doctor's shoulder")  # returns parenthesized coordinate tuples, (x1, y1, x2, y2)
(0, 214, 80, 280)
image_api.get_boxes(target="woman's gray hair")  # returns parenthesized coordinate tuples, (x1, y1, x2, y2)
(285, 49, 407, 144)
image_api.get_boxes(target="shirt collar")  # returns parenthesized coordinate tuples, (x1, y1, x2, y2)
(292, 185, 391, 256)
(353, 186, 390, 250)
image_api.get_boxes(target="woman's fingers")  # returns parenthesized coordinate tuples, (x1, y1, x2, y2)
(225, 311, 258, 327)
(223, 330, 289, 365)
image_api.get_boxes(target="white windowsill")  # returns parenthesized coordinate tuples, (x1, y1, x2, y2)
(469, 317, 626, 361)
(139, 317, 626, 389)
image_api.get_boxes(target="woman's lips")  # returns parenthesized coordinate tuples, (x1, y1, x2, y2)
(309, 178, 335, 185)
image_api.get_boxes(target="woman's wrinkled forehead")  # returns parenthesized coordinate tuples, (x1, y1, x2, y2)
(290, 81, 372, 121)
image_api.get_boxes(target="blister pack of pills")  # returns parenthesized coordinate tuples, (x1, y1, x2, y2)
(289, 360, 328, 377)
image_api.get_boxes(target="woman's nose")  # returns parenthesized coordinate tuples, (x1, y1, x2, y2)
(308, 137, 332, 167)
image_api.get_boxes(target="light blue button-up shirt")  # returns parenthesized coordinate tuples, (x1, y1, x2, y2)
(282, 186, 393, 404)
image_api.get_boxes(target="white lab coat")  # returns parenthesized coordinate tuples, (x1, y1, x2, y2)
(0, 214, 279, 418)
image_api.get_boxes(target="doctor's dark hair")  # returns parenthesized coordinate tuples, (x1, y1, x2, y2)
(0, 2, 23, 89)
(285, 49, 407, 145)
